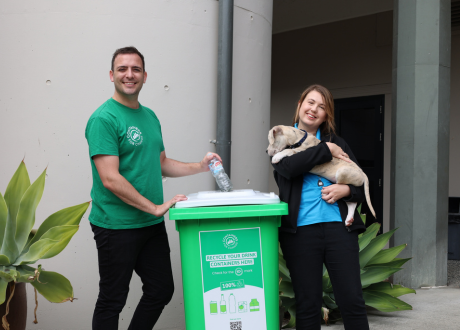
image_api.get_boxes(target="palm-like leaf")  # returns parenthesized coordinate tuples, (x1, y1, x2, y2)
(2, 162, 31, 261)
(361, 266, 402, 288)
(0, 161, 89, 327)
(358, 223, 380, 251)
(359, 228, 397, 268)
(13, 238, 59, 266)
(365, 282, 416, 298)
(362, 291, 412, 312)
(29, 268, 74, 303)
(0, 194, 8, 248)
(14, 169, 47, 254)
(367, 244, 407, 266)
(25, 202, 89, 251)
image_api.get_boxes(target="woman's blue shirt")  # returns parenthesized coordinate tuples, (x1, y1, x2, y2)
(294, 124, 342, 226)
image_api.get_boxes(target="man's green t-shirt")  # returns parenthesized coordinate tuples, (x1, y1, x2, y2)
(85, 98, 165, 229)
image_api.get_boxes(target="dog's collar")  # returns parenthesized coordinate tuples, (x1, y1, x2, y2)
(288, 129, 308, 149)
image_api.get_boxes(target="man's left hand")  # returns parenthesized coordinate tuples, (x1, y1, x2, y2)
(200, 152, 222, 172)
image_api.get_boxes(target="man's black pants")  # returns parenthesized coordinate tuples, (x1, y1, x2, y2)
(91, 221, 174, 330)
(279, 222, 369, 330)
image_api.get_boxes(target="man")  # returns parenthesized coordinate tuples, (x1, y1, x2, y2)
(85, 46, 220, 330)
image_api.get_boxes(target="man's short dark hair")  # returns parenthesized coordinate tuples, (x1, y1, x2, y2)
(111, 46, 145, 72)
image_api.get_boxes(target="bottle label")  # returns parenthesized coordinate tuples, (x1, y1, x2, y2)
(210, 161, 223, 175)
(212, 161, 223, 170)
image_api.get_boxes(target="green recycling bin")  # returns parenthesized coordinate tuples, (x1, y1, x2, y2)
(169, 189, 288, 330)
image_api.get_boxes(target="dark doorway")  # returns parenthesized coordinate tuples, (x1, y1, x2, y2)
(334, 95, 384, 231)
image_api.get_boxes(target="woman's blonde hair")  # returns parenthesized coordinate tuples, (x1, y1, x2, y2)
(291, 84, 337, 137)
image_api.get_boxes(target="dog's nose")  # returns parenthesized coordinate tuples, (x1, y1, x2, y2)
(266, 149, 268, 154)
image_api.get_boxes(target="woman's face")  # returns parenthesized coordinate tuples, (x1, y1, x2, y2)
(297, 90, 327, 133)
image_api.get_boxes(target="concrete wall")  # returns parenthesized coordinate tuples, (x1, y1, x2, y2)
(0, 1, 273, 329)
(270, 10, 460, 234)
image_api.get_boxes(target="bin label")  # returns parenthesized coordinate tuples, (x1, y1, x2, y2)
(199, 227, 266, 330)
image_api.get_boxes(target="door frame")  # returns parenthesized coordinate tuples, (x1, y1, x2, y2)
(334, 95, 385, 231)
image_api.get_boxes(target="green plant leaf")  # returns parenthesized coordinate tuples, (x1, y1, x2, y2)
(358, 223, 380, 252)
(0, 193, 7, 248)
(279, 255, 291, 281)
(38, 225, 79, 259)
(367, 244, 407, 266)
(25, 230, 36, 251)
(279, 279, 295, 298)
(360, 213, 366, 225)
(14, 168, 47, 255)
(359, 228, 398, 268)
(12, 238, 58, 266)
(280, 296, 296, 310)
(0, 266, 17, 282)
(30, 269, 74, 303)
(323, 293, 338, 310)
(366, 258, 412, 269)
(284, 304, 297, 328)
(322, 271, 333, 293)
(363, 290, 412, 312)
(15, 264, 38, 283)
(1, 162, 31, 262)
(357, 204, 362, 214)
(361, 266, 401, 288)
(365, 282, 416, 298)
(0, 255, 11, 266)
(0, 278, 8, 304)
(25, 202, 89, 252)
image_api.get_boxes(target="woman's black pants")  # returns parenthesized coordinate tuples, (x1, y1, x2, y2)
(91, 221, 174, 330)
(279, 222, 369, 330)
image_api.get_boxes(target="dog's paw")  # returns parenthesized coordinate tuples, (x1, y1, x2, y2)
(272, 153, 284, 164)
(345, 218, 354, 226)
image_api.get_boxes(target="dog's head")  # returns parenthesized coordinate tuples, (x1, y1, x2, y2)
(267, 126, 290, 156)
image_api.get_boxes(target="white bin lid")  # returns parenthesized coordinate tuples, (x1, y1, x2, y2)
(174, 189, 280, 208)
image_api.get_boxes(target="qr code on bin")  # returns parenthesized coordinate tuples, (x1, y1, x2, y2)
(230, 321, 242, 330)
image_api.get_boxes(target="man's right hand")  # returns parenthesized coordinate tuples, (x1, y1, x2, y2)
(153, 194, 188, 217)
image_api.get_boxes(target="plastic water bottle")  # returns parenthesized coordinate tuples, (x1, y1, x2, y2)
(208, 156, 233, 192)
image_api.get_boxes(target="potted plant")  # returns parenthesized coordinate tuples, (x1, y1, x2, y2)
(0, 160, 89, 329)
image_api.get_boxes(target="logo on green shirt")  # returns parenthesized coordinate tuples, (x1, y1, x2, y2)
(127, 126, 143, 146)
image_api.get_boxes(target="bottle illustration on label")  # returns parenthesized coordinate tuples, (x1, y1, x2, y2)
(250, 298, 260, 312)
(210, 301, 218, 315)
(229, 294, 236, 313)
(238, 301, 247, 313)
(220, 294, 227, 314)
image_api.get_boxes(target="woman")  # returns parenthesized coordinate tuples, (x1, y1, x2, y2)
(272, 84, 369, 329)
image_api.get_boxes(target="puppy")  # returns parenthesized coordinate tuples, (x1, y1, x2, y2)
(267, 125, 376, 225)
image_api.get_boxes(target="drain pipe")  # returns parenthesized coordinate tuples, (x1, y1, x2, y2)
(215, 0, 234, 179)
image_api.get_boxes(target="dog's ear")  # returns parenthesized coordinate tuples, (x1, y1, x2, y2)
(273, 126, 283, 137)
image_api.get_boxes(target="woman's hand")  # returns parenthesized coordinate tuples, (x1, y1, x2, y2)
(321, 184, 353, 226)
(321, 184, 350, 204)
(325, 142, 352, 163)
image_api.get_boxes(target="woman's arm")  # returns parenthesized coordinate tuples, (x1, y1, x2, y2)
(271, 143, 333, 179)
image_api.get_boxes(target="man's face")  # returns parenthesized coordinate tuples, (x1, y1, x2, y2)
(110, 53, 147, 98)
